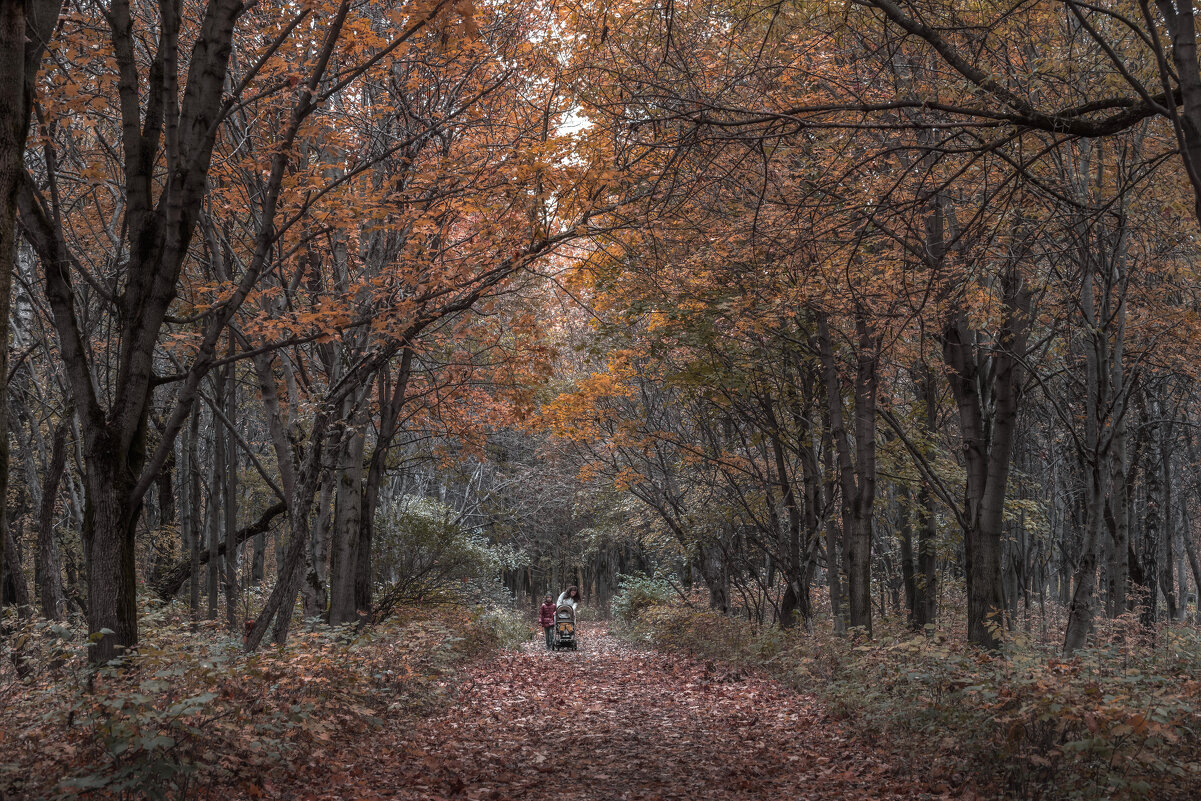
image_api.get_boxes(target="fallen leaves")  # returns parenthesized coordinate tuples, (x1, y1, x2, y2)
(283, 625, 936, 801)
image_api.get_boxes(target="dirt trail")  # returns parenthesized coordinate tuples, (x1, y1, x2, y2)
(299, 626, 935, 800)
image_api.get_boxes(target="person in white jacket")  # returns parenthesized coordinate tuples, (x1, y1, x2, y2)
(556, 586, 581, 610)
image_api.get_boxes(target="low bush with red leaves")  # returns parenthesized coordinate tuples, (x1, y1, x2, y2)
(0, 603, 526, 800)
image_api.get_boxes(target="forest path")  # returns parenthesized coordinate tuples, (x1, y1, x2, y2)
(298, 625, 935, 801)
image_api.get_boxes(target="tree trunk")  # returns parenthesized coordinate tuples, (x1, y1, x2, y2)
(2, 525, 30, 611)
(207, 407, 220, 620)
(223, 362, 239, 629)
(1105, 282, 1130, 617)
(941, 274, 1030, 649)
(912, 364, 939, 628)
(252, 530, 265, 584)
(357, 349, 412, 618)
(1142, 412, 1161, 626)
(898, 484, 918, 627)
(246, 414, 331, 651)
(822, 428, 845, 635)
(301, 467, 334, 619)
(1159, 425, 1178, 621)
(0, 0, 33, 616)
(329, 423, 366, 625)
(1183, 509, 1201, 620)
(1065, 256, 1105, 653)
(83, 469, 139, 662)
(188, 407, 202, 621)
(1064, 459, 1104, 652)
(36, 421, 68, 619)
(818, 310, 877, 636)
(765, 393, 810, 629)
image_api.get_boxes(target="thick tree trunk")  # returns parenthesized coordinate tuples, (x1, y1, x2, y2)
(765, 394, 811, 630)
(301, 468, 334, 619)
(696, 544, 729, 613)
(157, 450, 175, 532)
(252, 531, 265, 584)
(1106, 420, 1131, 616)
(1064, 461, 1104, 652)
(246, 414, 330, 651)
(0, 0, 27, 615)
(2, 525, 30, 610)
(1159, 426, 1178, 621)
(83, 470, 139, 662)
(207, 422, 220, 620)
(1156, 0, 1201, 222)
(1184, 512, 1201, 620)
(1142, 417, 1162, 626)
(329, 424, 366, 625)
(222, 363, 239, 629)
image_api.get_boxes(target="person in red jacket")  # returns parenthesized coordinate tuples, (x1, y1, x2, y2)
(538, 594, 557, 650)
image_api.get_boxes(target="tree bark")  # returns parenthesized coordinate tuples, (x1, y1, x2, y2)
(912, 364, 939, 628)
(0, 0, 21, 607)
(0, 0, 61, 615)
(245, 414, 330, 651)
(357, 348, 413, 618)
(1065, 254, 1105, 653)
(330, 421, 367, 625)
(817, 310, 878, 636)
(36, 421, 68, 619)
(222, 362, 239, 630)
(821, 426, 845, 635)
(941, 269, 1030, 649)
(188, 407, 202, 621)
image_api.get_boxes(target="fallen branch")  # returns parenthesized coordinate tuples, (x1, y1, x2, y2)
(151, 502, 287, 600)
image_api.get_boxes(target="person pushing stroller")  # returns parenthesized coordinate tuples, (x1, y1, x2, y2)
(556, 586, 580, 609)
(549, 586, 581, 651)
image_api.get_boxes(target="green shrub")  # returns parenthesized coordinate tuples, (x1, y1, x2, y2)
(373, 496, 517, 614)
(610, 573, 676, 624)
(470, 605, 533, 650)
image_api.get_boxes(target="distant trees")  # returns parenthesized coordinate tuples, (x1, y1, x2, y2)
(3, 0, 1201, 667)
(0, 0, 607, 661)
(541, 0, 1201, 651)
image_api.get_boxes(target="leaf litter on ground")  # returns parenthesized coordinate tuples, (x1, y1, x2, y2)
(277, 625, 942, 801)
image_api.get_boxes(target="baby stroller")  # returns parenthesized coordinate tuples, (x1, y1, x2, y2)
(552, 604, 578, 650)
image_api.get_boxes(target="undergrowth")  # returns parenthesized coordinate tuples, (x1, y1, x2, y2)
(619, 601, 1201, 801)
(0, 602, 525, 800)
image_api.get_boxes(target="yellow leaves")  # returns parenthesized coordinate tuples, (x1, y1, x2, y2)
(612, 466, 643, 491)
(541, 351, 641, 441)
